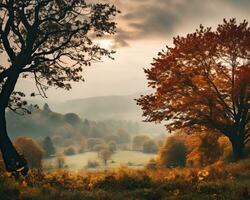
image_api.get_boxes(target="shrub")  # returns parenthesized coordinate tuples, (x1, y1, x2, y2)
(14, 137, 44, 169)
(64, 147, 76, 156)
(143, 140, 159, 154)
(186, 132, 223, 167)
(146, 158, 158, 170)
(158, 136, 187, 168)
(218, 136, 234, 162)
(86, 160, 100, 168)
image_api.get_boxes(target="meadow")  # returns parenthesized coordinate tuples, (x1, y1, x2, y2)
(43, 151, 157, 171)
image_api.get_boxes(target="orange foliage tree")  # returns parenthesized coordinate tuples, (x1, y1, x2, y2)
(137, 19, 250, 160)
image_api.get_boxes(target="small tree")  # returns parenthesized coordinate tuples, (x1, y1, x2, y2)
(137, 19, 250, 160)
(0, 0, 119, 174)
(56, 153, 65, 169)
(15, 137, 44, 169)
(98, 147, 113, 165)
(108, 140, 117, 153)
(132, 135, 150, 151)
(87, 138, 105, 151)
(42, 136, 55, 157)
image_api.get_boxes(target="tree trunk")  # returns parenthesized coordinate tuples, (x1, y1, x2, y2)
(0, 109, 28, 175)
(231, 137, 245, 161)
(0, 67, 28, 175)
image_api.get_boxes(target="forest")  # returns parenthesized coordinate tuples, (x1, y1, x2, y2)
(0, 0, 250, 200)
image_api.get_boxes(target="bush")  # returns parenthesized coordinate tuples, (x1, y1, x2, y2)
(14, 137, 44, 169)
(143, 140, 158, 154)
(158, 136, 187, 168)
(64, 147, 76, 156)
(146, 159, 158, 170)
(86, 160, 100, 168)
(186, 132, 223, 167)
(218, 136, 234, 162)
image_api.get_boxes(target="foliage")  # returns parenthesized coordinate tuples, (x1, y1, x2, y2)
(14, 137, 44, 169)
(142, 140, 159, 154)
(1, 159, 250, 199)
(86, 160, 100, 169)
(87, 138, 105, 151)
(137, 19, 250, 160)
(108, 141, 117, 153)
(64, 147, 76, 156)
(98, 147, 114, 165)
(132, 135, 151, 151)
(186, 132, 223, 167)
(42, 136, 56, 157)
(158, 135, 187, 168)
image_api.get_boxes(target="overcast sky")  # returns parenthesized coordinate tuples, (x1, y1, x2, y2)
(16, 0, 250, 101)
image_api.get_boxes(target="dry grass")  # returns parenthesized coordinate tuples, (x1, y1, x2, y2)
(1, 158, 250, 199)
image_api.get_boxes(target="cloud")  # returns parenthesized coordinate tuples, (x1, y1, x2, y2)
(106, 0, 250, 48)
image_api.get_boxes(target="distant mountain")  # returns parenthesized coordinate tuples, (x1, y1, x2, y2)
(28, 94, 166, 134)
(6, 104, 140, 140)
(50, 95, 141, 121)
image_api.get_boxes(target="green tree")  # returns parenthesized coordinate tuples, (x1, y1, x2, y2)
(42, 136, 56, 157)
(143, 139, 158, 154)
(0, 0, 119, 174)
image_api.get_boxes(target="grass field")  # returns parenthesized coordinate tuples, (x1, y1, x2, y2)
(43, 151, 157, 171)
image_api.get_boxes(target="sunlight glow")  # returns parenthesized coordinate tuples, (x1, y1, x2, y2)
(98, 39, 113, 49)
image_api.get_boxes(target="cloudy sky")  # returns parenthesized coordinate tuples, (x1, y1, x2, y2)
(17, 0, 250, 101)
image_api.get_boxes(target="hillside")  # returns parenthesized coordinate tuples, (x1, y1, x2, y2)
(51, 95, 141, 121)
(30, 94, 165, 134)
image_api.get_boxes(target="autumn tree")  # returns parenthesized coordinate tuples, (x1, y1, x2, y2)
(137, 19, 250, 160)
(0, 0, 119, 174)
(98, 147, 113, 165)
(14, 137, 44, 169)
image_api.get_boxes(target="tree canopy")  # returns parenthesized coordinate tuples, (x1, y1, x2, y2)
(137, 19, 250, 159)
